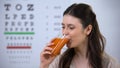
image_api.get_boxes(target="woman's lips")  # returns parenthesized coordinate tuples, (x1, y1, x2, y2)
(66, 39, 72, 47)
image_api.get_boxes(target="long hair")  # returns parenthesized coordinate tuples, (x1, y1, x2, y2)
(59, 3, 105, 68)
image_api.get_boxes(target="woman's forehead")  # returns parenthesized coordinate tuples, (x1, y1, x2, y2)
(62, 15, 82, 25)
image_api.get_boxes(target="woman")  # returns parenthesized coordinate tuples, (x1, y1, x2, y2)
(40, 3, 120, 68)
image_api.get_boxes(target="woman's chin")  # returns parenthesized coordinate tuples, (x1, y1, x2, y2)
(66, 44, 71, 48)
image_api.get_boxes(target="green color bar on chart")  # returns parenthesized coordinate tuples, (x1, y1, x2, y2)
(4, 32, 35, 35)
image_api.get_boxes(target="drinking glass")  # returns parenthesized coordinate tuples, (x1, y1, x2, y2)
(49, 33, 69, 56)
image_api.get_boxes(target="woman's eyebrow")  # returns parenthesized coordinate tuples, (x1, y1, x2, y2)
(68, 24, 74, 27)
(61, 23, 64, 25)
(61, 23, 74, 27)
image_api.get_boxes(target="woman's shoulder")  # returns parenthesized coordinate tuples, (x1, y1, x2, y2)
(102, 52, 120, 68)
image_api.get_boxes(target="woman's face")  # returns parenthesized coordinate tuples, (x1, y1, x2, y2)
(62, 15, 90, 48)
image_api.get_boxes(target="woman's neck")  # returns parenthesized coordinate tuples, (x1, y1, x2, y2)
(74, 38, 88, 59)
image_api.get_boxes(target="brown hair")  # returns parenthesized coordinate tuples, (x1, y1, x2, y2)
(59, 3, 105, 68)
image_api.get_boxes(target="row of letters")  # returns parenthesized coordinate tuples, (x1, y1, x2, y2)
(5, 14, 34, 20)
(4, 4, 34, 11)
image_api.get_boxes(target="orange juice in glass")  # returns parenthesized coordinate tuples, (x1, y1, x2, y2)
(49, 35, 69, 56)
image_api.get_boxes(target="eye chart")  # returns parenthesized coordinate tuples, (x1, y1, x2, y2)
(0, 0, 71, 68)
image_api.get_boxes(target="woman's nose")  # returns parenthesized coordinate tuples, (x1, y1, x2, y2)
(62, 29, 69, 36)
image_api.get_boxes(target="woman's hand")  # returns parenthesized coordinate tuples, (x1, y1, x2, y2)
(40, 42, 56, 68)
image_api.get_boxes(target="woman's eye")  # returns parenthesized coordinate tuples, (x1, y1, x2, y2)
(62, 26, 65, 29)
(69, 26, 75, 30)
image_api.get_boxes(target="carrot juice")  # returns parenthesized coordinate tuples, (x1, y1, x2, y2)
(49, 36, 69, 56)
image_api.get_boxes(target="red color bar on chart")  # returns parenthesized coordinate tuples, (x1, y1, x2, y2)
(7, 46, 31, 49)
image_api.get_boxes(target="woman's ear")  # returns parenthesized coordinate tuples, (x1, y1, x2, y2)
(85, 25, 92, 35)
